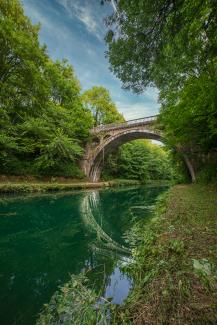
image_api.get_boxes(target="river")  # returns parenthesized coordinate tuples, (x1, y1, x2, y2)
(0, 185, 167, 325)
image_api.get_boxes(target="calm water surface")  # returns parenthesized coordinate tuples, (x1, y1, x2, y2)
(0, 186, 167, 325)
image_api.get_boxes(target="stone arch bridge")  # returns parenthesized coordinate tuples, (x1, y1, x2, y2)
(80, 115, 195, 182)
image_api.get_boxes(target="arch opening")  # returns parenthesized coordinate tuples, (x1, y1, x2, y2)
(89, 130, 162, 182)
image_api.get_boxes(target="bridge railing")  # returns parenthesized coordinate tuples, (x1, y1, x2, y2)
(91, 115, 159, 134)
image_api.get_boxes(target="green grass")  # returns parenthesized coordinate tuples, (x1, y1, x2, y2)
(116, 184, 217, 324)
(0, 179, 142, 194)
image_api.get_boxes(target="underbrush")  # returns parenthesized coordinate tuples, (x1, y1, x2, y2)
(115, 184, 217, 324)
(197, 161, 217, 184)
(36, 273, 112, 325)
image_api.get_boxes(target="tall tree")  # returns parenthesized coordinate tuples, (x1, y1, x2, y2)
(0, 0, 93, 176)
(105, 0, 216, 93)
(104, 0, 217, 178)
(82, 86, 124, 126)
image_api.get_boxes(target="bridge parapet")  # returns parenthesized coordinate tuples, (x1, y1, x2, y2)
(91, 115, 159, 134)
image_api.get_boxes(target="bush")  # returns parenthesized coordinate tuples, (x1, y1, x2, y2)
(36, 273, 111, 325)
(197, 161, 217, 184)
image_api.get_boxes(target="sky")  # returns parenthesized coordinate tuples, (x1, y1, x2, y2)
(22, 0, 159, 120)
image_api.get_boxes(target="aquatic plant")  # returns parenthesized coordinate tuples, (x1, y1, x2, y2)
(36, 273, 112, 325)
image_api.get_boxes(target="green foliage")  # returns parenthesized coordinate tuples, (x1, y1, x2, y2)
(106, 0, 216, 93)
(105, 0, 217, 178)
(159, 69, 217, 151)
(102, 140, 177, 182)
(0, 0, 94, 177)
(118, 192, 171, 298)
(196, 159, 217, 184)
(168, 239, 185, 255)
(192, 258, 217, 289)
(114, 184, 217, 324)
(82, 86, 124, 126)
(36, 273, 111, 325)
(0, 1, 129, 177)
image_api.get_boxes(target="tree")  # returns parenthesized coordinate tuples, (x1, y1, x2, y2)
(102, 140, 176, 181)
(0, 0, 47, 173)
(0, 0, 92, 177)
(0, 0, 48, 114)
(104, 0, 217, 178)
(159, 70, 217, 152)
(82, 86, 124, 126)
(105, 0, 216, 93)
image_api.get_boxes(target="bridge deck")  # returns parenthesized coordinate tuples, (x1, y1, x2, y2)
(91, 115, 158, 134)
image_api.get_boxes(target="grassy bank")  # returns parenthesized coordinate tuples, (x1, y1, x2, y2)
(117, 184, 217, 324)
(0, 176, 142, 194)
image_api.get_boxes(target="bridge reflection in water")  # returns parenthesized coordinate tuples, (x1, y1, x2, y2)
(80, 190, 131, 258)
(0, 186, 168, 324)
(80, 189, 132, 304)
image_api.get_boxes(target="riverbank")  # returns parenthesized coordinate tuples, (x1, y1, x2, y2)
(0, 175, 173, 194)
(0, 177, 142, 194)
(117, 184, 217, 324)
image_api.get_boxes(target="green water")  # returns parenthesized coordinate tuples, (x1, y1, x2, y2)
(0, 186, 167, 325)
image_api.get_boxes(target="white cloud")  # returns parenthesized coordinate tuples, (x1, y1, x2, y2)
(111, 0, 117, 12)
(143, 87, 159, 101)
(23, 2, 72, 43)
(22, 0, 159, 118)
(57, 0, 103, 41)
(115, 101, 159, 120)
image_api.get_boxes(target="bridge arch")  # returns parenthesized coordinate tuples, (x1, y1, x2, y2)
(81, 115, 195, 182)
(89, 129, 162, 182)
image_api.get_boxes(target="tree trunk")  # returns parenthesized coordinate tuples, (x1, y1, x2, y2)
(183, 153, 196, 182)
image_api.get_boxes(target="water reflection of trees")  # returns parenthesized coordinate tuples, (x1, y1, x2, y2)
(0, 192, 95, 324)
(0, 186, 167, 325)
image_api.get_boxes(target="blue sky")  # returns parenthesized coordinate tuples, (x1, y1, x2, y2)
(22, 0, 159, 120)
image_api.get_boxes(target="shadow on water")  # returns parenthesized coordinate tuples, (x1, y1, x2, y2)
(0, 185, 168, 325)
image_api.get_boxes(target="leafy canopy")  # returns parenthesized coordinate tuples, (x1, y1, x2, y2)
(82, 86, 124, 126)
(0, 0, 92, 176)
(105, 0, 216, 93)
(102, 140, 178, 181)
(104, 0, 217, 173)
